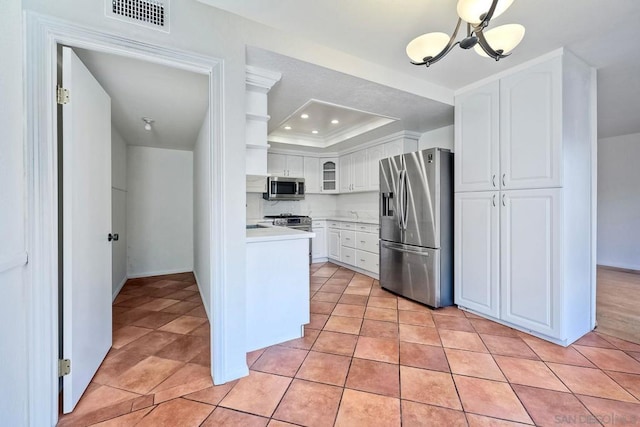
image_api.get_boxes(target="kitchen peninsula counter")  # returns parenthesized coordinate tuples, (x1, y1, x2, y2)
(245, 224, 314, 351)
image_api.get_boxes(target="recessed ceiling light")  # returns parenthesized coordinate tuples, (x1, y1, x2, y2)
(331, 119, 339, 124)
(284, 126, 292, 130)
(312, 130, 319, 134)
(301, 113, 309, 119)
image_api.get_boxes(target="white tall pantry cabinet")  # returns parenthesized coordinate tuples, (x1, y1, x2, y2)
(454, 50, 596, 346)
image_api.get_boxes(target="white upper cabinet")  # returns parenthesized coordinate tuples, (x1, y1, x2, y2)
(339, 155, 352, 192)
(321, 158, 339, 193)
(352, 150, 368, 192)
(268, 153, 304, 177)
(500, 57, 562, 190)
(384, 136, 418, 159)
(455, 81, 500, 192)
(304, 157, 321, 193)
(366, 145, 385, 190)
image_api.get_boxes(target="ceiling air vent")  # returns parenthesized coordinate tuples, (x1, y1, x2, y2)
(106, 0, 170, 33)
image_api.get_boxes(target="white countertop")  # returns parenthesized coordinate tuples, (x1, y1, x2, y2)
(246, 225, 315, 243)
(314, 216, 379, 225)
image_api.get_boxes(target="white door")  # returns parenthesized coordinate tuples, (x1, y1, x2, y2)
(500, 57, 562, 190)
(500, 189, 562, 338)
(62, 47, 112, 413)
(454, 81, 500, 192)
(454, 191, 500, 317)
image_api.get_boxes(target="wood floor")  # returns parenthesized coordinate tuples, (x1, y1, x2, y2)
(596, 266, 640, 344)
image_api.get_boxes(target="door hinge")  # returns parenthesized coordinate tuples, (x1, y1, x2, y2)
(58, 359, 71, 377)
(56, 86, 70, 105)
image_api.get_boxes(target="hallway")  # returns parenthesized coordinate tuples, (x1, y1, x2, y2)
(59, 265, 640, 426)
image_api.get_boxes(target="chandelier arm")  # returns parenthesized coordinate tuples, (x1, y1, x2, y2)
(410, 18, 463, 66)
(480, 0, 500, 27)
(476, 29, 510, 60)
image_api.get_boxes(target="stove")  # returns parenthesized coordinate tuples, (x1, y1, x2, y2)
(265, 214, 313, 263)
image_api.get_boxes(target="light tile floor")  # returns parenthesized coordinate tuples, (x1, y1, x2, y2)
(58, 263, 640, 426)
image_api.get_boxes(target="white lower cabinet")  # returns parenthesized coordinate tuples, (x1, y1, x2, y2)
(311, 221, 327, 260)
(500, 189, 562, 337)
(325, 220, 379, 276)
(328, 228, 341, 260)
(454, 191, 500, 318)
(455, 188, 573, 344)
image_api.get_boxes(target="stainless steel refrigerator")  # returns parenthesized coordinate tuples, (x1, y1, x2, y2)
(379, 148, 453, 308)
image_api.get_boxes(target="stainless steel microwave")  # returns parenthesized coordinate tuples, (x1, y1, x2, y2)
(263, 176, 305, 201)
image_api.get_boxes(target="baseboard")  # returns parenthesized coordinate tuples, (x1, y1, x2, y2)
(112, 276, 128, 301)
(193, 269, 211, 320)
(598, 264, 640, 275)
(127, 267, 193, 279)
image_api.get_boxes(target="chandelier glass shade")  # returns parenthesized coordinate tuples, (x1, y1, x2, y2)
(407, 0, 525, 67)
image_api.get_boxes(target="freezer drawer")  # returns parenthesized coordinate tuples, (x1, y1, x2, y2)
(379, 241, 451, 308)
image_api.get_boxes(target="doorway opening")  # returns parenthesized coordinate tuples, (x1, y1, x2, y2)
(25, 14, 232, 426)
(56, 44, 214, 417)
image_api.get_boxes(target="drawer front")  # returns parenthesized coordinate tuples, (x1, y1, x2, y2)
(328, 221, 341, 229)
(341, 230, 356, 248)
(341, 222, 356, 230)
(371, 225, 380, 234)
(356, 232, 379, 254)
(356, 223, 371, 233)
(356, 249, 379, 274)
(341, 247, 356, 265)
(312, 220, 326, 228)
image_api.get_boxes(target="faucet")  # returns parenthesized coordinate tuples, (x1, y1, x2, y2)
(349, 210, 359, 220)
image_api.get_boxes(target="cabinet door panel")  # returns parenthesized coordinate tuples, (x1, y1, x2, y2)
(454, 192, 500, 317)
(339, 155, 351, 192)
(328, 229, 341, 260)
(312, 227, 327, 259)
(500, 189, 561, 337)
(455, 81, 500, 192)
(352, 150, 368, 191)
(287, 155, 304, 178)
(268, 153, 286, 176)
(500, 58, 562, 189)
(304, 157, 320, 193)
(367, 145, 385, 190)
(321, 159, 338, 193)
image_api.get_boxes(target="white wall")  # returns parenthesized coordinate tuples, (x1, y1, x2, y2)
(336, 192, 379, 221)
(597, 133, 640, 270)
(112, 126, 128, 297)
(0, 0, 28, 424)
(419, 125, 454, 151)
(127, 146, 194, 277)
(252, 194, 338, 219)
(194, 110, 211, 316)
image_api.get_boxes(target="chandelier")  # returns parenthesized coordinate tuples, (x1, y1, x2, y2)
(406, 0, 525, 67)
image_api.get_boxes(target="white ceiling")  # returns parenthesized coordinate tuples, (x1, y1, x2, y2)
(247, 46, 454, 150)
(74, 48, 209, 151)
(200, 0, 640, 139)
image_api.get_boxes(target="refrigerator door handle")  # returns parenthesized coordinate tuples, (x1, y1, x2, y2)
(398, 169, 408, 230)
(381, 241, 430, 257)
(396, 170, 405, 229)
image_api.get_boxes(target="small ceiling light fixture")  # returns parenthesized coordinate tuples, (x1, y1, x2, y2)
(406, 0, 525, 67)
(331, 119, 340, 124)
(300, 113, 309, 119)
(142, 117, 154, 131)
(312, 130, 319, 134)
(284, 125, 292, 130)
